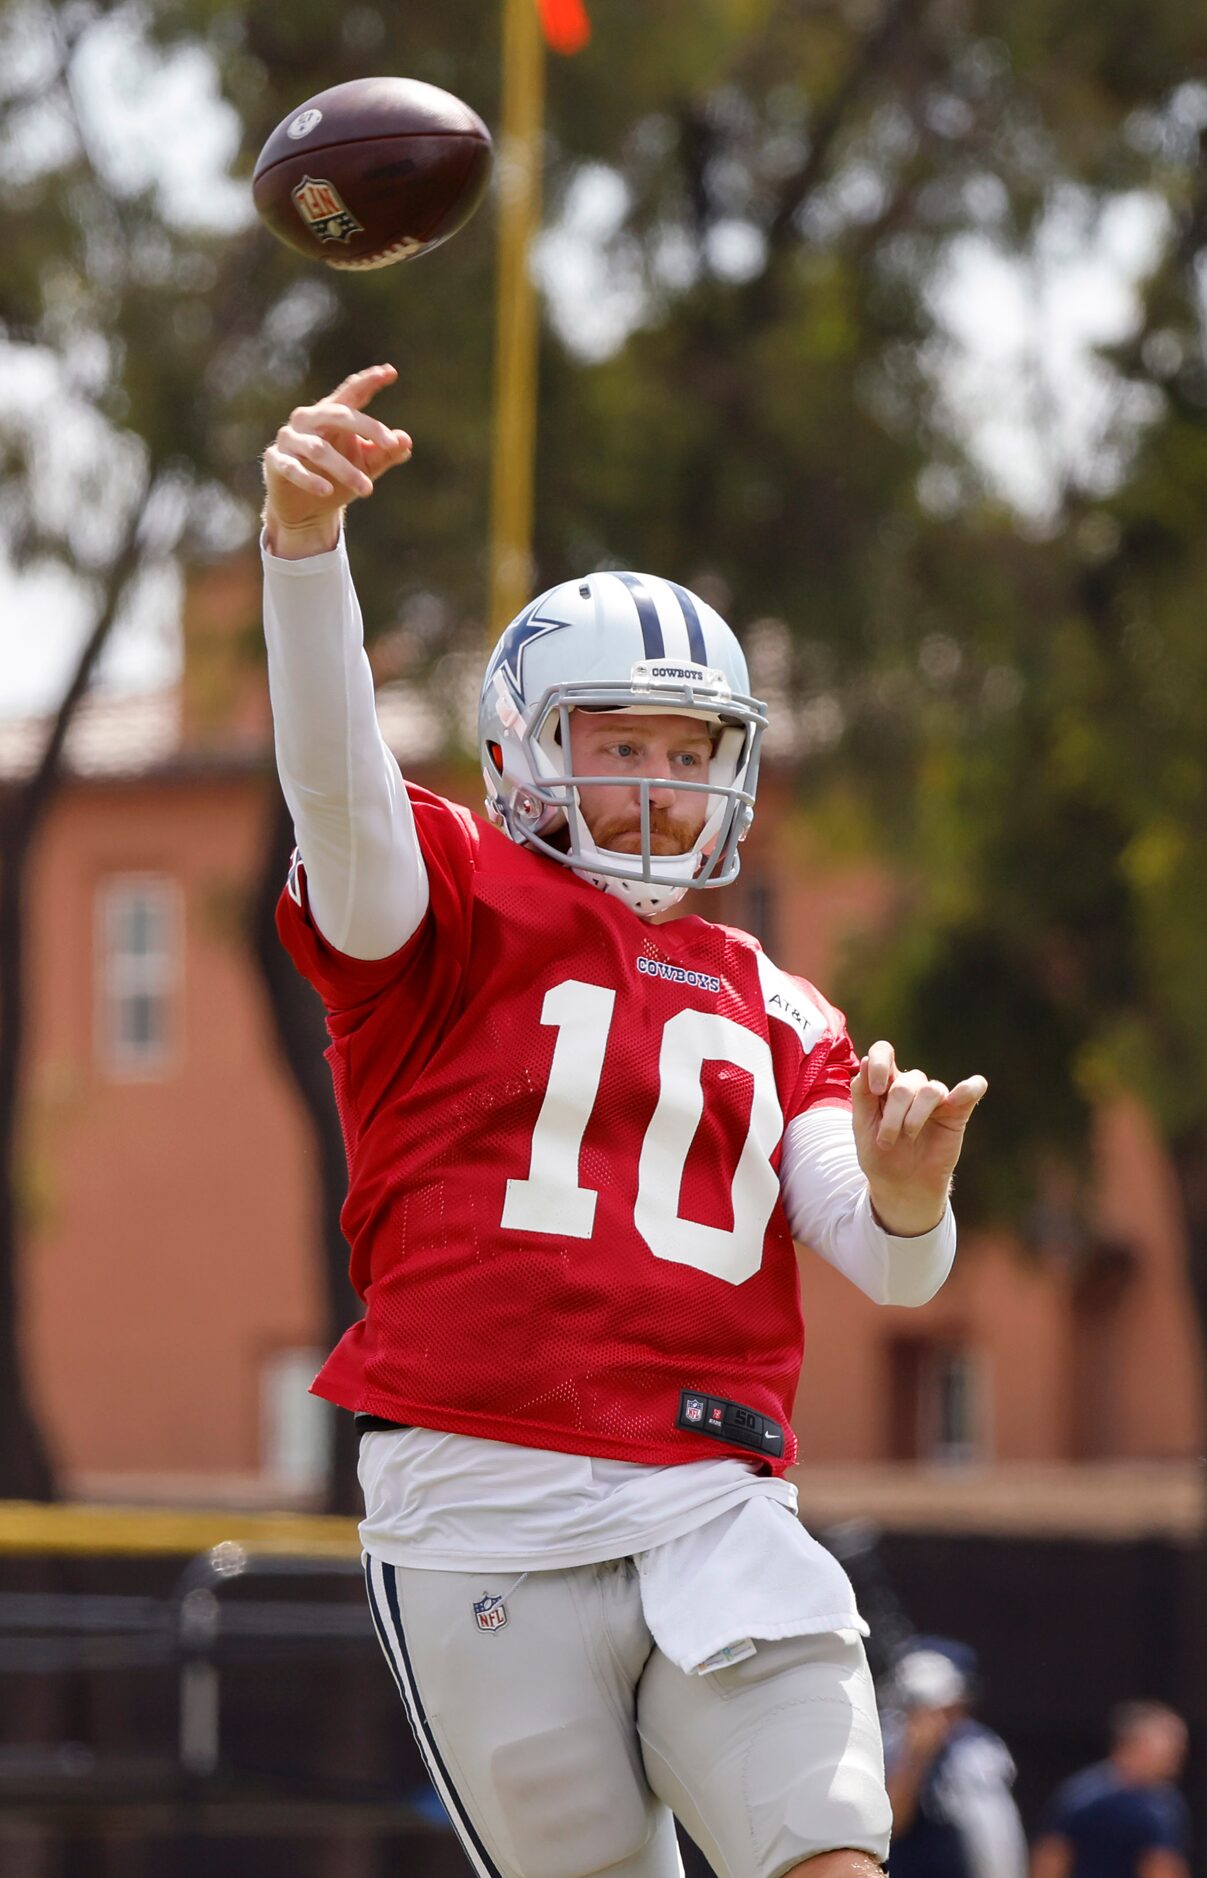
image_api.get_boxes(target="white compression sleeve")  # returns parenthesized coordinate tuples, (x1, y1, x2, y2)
(939, 1738, 1029, 1878)
(780, 1106, 956, 1306)
(262, 530, 429, 958)
(949, 1782, 1029, 1878)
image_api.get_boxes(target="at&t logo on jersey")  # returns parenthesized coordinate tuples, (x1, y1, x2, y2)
(473, 1592, 508, 1632)
(755, 952, 828, 1055)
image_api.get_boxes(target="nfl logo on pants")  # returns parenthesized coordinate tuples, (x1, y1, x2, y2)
(474, 1592, 508, 1632)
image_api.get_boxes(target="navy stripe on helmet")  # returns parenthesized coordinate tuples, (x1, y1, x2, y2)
(614, 572, 665, 660)
(665, 580, 709, 664)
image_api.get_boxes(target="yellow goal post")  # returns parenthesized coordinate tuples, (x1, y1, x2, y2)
(0, 1499, 360, 1559)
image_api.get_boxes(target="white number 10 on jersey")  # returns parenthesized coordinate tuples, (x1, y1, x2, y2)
(500, 978, 783, 1285)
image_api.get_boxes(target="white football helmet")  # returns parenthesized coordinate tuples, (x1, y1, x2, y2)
(479, 570, 768, 918)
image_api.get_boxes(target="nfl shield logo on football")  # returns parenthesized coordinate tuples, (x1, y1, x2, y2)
(684, 1396, 705, 1424)
(473, 1592, 508, 1632)
(290, 176, 364, 245)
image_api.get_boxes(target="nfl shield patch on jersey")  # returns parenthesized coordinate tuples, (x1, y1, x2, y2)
(473, 1591, 508, 1632)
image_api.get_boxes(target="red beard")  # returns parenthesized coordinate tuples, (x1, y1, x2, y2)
(589, 812, 701, 857)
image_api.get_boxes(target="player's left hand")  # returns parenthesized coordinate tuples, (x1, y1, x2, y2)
(852, 1041, 987, 1237)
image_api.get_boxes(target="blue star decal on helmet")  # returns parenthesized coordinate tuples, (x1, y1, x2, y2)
(485, 599, 575, 697)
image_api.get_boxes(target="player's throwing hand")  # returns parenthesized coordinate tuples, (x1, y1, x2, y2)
(852, 1041, 987, 1237)
(262, 363, 412, 554)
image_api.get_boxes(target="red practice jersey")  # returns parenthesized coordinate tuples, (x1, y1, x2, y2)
(278, 786, 858, 1472)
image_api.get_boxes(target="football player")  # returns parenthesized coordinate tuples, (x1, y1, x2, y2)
(261, 364, 987, 1878)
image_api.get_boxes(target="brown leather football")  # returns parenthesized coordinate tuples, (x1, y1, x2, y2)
(252, 76, 492, 270)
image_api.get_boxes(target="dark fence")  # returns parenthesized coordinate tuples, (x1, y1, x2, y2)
(0, 1545, 452, 1878)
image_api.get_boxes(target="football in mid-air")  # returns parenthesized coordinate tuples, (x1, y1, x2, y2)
(252, 76, 492, 271)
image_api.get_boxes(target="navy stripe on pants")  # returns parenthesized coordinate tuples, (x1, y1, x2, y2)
(364, 1554, 505, 1878)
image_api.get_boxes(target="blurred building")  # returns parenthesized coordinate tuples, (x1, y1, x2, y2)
(2, 554, 1203, 1534)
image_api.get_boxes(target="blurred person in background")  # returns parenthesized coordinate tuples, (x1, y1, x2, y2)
(1030, 1701, 1189, 1878)
(884, 1637, 1026, 1878)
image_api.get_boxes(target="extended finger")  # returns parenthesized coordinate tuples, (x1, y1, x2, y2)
(278, 427, 374, 498)
(850, 1057, 875, 1127)
(876, 1068, 928, 1146)
(329, 362, 398, 409)
(866, 1039, 897, 1098)
(851, 1056, 889, 1129)
(940, 1075, 989, 1118)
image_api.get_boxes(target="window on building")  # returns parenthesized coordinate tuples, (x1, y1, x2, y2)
(887, 1338, 988, 1464)
(742, 872, 776, 951)
(928, 1347, 984, 1462)
(96, 876, 182, 1078)
(261, 1348, 334, 1494)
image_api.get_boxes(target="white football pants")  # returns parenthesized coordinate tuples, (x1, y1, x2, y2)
(364, 1550, 890, 1878)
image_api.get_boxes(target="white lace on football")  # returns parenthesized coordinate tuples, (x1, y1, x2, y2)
(326, 235, 426, 270)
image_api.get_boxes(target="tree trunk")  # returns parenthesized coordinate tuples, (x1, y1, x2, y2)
(0, 485, 153, 1501)
(0, 804, 57, 1500)
(1168, 1124, 1207, 1386)
(249, 787, 362, 1515)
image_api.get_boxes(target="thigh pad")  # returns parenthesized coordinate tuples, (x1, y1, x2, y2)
(640, 1629, 891, 1877)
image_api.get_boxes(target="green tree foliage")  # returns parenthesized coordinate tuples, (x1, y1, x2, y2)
(0, 0, 506, 1500)
(822, 20, 1207, 1343)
